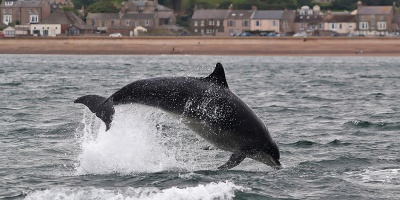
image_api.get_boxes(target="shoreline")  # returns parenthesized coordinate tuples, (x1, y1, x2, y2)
(1, 36, 400, 56)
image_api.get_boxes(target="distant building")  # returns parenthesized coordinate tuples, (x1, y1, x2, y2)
(0, 0, 51, 25)
(190, 7, 229, 36)
(41, 9, 93, 35)
(86, 0, 179, 36)
(250, 9, 296, 33)
(324, 12, 356, 34)
(225, 9, 254, 35)
(355, 1, 396, 36)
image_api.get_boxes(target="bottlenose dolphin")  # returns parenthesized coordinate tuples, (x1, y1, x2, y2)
(74, 63, 280, 169)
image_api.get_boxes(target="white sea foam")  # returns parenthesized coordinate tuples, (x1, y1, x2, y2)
(344, 168, 400, 186)
(25, 181, 247, 200)
(74, 104, 205, 175)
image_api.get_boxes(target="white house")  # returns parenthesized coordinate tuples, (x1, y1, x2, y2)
(3, 26, 15, 37)
(30, 24, 61, 36)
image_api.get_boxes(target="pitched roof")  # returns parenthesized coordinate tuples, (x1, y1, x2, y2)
(191, 9, 229, 19)
(156, 11, 173, 19)
(357, 6, 393, 15)
(86, 13, 120, 20)
(41, 10, 85, 25)
(282, 10, 296, 20)
(294, 15, 325, 24)
(251, 10, 283, 19)
(3, 0, 45, 8)
(122, 13, 154, 19)
(226, 10, 254, 19)
(325, 14, 356, 23)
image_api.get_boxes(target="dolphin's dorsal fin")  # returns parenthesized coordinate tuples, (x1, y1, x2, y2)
(204, 63, 229, 88)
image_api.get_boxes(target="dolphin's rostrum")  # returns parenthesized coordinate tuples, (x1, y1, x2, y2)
(74, 63, 280, 170)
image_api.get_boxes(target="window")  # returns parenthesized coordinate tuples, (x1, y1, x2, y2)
(145, 20, 150, 26)
(216, 20, 220, 26)
(201, 29, 204, 34)
(200, 20, 204, 26)
(300, 23, 304, 30)
(5, 1, 14, 6)
(243, 20, 248, 27)
(91, 20, 95, 26)
(126, 20, 130, 26)
(272, 20, 277, 26)
(209, 20, 214, 26)
(339, 23, 343, 29)
(377, 22, 386, 30)
(29, 9, 32, 14)
(101, 20, 105, 27)
(111, 20, 114, 26)
(329, 23, 336, 30)
(194, 29, 198, 33)
(135, 21, 139, 27)
(319, 23, 322, 29)
(35, 9, 38, 14)
(359, 22, 368, 30)
(30, 15, 39, 23)
(255, 20, 261, 27)
(194, 21, 198, 26)
(228, 20, 234, 27)
(361, 16, 365, 21)
(283, 20, 288, 27)
(9, 9, 12, 14)
(3, 15, 12, 24)
(379, 16, 385, 21)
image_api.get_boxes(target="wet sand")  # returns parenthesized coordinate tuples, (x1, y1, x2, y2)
(1, 36, 400, 56)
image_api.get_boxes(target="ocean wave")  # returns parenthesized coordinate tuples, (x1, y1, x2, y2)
(0, 82, 23, 87)
(344, 168, 400, 185)
(24, 181, 247, 200)
(344, 120, 400, 130)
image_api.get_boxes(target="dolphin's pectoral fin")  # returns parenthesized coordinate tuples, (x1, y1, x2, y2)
(74, 95, 115, 131)
(217, 152, 246, 170)
(204, 63, 229, 88)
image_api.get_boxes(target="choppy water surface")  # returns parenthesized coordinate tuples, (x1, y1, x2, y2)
(1, 55, 399, 199)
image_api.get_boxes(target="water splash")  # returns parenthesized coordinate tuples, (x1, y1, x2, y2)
(25, 181, 247, 200)
(73, 104, 203, 175)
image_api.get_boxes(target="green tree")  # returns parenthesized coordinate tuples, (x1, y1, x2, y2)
(85, 1, 119, 15)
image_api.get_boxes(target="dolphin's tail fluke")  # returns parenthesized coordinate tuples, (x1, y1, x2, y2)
(74, 95, 115, 131)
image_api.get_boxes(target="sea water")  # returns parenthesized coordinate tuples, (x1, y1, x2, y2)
(1, 55, 399, 199)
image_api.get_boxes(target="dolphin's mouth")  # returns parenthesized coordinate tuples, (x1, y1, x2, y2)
(248, 152, 282, 169)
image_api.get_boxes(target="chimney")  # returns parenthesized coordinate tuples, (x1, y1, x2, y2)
(228, 4, 233, 10)
(194, 4, 197, 11)
(252, 6, 257, 11)
(357, 1, 362, 8)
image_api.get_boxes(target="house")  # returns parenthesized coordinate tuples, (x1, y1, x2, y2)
(355, 1, 395, 36)
(225, 9, 255, 35)
(30, 24, 61, 36)
(190, 8, 229, 36)
(0, 0, 51, 25)
(324, 12, 356, 34)
(86, 0, 178, 36)
(251, 10, 284, 33)
(3, 26, 15, 36)
(41, 9, 89, 35)
(281, 10, 296, 34)
(293, 5, 325, 34)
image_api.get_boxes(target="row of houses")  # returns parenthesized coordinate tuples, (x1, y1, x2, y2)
(1, 0, 400, 37)
(191, 2, 400, 36)
(1, 0, 185, 36)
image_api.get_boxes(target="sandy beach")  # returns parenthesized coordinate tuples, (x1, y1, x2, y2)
(1, 36, 400, 56)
